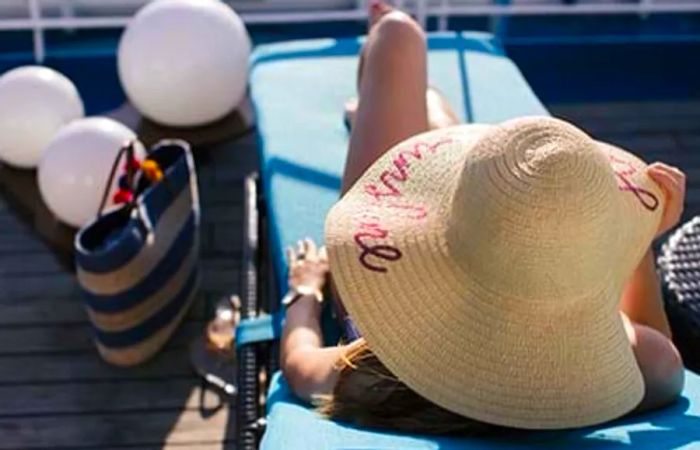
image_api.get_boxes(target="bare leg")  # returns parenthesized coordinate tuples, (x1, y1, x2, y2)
(621, 250, 672, 337)
(341, 9, 429, 194)
(621, 250, 684, 412)
(623, 315, 685, 412)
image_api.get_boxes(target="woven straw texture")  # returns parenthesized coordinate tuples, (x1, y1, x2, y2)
(326, 117, 663, 429)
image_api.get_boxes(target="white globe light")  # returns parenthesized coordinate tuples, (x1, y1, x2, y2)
(0, 66, 84, 169)
(118, 0, 251, 127)
(38, 117, 146, 228)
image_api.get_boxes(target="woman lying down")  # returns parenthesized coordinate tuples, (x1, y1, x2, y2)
(280, 2, 686, 434)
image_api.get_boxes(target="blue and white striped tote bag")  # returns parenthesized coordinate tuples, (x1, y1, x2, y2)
(75, 139, 201, 366)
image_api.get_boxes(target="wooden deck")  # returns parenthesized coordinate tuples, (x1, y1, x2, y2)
(0, 100, 699, 449)
(0, 131, 258, 449)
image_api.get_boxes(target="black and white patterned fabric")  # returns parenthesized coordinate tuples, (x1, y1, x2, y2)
(658, 216, 700, 372)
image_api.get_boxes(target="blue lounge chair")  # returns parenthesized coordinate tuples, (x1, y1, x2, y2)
(237, 32, 700, 450)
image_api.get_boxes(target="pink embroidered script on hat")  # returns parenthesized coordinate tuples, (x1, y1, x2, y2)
(353, 139, 452, 273)
(608, 154, 660, 211)
(352, 142, 659, 273)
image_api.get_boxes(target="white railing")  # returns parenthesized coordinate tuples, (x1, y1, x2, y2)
(3, 0, 700, 63)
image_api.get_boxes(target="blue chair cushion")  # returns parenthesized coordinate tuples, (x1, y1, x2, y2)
(250, 33, 700, 449)
(263, 371, 700, 450)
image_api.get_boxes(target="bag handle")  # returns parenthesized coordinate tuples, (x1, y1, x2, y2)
(94, 139, 182, 239)
(97, 140, 139, 219)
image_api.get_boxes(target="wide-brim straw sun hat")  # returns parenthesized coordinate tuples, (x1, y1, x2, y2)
(325, 116, 664, 429)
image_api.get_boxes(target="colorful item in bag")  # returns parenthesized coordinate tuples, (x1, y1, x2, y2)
(112, 189, 134, 205)
(109, 153, 166, 206)
(106, 143, 141, 206)
(142, 159, 164, 182)
(124, 155, 141, 172)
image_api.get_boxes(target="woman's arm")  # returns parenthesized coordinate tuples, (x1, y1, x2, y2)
(281, 294, 350, 401)
(620, 249, 671, 338)
(620, 162, 686, 412)
(620, 162, 685, 339)
(280, 239, 352, 401)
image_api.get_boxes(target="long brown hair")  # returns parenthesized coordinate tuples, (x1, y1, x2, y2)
(316, 339, 505, 435)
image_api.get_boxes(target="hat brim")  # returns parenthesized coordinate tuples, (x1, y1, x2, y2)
(326, 121, 662, 429)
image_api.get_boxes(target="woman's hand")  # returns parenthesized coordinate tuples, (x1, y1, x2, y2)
(285, 238, 329, 302)
(281, 239, 344, 401)
(647, 162, 686, 239)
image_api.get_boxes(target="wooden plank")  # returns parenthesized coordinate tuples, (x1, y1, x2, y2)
(0, 348, 196, 384)
(0, 379, 228, 417)
(685, 188, 700, 205)
(0, 163, 76, 263)
(590, 134, 680, 153)
(0, 407, 234, 449)
(200, 204, 244, 222)
(0, 230, 48, 254)
(682, 168, 700, 183)
(199, 185, 245, 206)
(202, 131, 258, 164)
(574, 116, 700, 135)
(0, 253, 66, 277)
(0, 211, 31, 233)
(677, 133, 700, 150)
(0, 272, 80, 300)
(0, 320, 207, 355)
(550, 101, 700, 119)
(0, 296, 90, 325)
(0, 291, 210, 326)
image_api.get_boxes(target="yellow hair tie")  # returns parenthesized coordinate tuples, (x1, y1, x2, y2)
(337, 350, 359, 371)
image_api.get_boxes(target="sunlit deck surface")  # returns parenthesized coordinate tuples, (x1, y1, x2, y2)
(0, 99, 699, 449)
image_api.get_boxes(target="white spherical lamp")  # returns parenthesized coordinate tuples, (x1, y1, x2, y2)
(118, 0, 251, 127)
(38, 117, 146, 228)
(0, 66, 84, 169)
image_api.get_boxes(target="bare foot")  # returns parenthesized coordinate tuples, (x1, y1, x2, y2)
(355, 0, 396, 88)
(369, 0, 393, 28)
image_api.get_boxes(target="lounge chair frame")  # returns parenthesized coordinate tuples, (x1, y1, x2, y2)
(236, 173, 280, 450)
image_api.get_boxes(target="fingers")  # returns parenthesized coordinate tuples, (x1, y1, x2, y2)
(304, 238, 317, 257)
(286, 246, 295, 266)
(648, 162, 687, 237)
(289, 238, 323, 263)
(648, 167, 680, 193)
(318, 246, 328, 262)
(648, 164, 686, 201)
(648, 163, 686, 188)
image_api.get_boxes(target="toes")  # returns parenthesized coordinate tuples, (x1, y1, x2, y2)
(369, 0, 394, 27)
